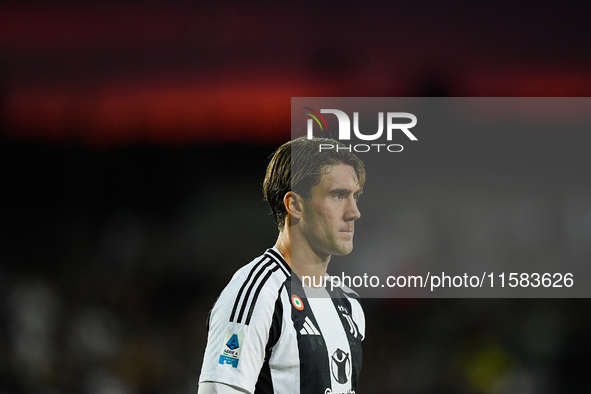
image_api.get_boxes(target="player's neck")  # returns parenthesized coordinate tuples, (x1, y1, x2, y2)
(275, 227, 330, 287)
(275, 229, 291, 266)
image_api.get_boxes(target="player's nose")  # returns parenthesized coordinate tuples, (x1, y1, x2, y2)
(345, 197, 361, 221)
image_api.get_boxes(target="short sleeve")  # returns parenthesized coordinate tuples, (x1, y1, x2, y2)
(199, 261, 286, 393)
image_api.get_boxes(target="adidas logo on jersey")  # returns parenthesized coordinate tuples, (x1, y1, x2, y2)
(299, 316, 321, 335)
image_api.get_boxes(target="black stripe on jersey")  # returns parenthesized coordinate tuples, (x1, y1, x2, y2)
(237, 264, 280, 324)
(245, 265, 280, 325)
(255, 285, 284, 394)
(236, 263, 273, 323)
(265, 249, 290, 277)
(229, 257, 273, 323)
(285, 277, 332, 392)
(230, 251, 290, 325)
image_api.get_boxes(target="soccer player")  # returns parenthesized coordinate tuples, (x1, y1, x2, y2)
(198, 136, 366, 394)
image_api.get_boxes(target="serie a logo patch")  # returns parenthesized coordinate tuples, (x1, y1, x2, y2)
(218, 332, 244, 368)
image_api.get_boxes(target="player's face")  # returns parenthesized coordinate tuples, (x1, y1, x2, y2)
(299, 164, 362, 258)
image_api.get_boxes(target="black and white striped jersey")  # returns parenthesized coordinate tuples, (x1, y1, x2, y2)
(199, 247, 364, 394)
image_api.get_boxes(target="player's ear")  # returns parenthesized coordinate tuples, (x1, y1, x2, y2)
(284, 191, 303, 220)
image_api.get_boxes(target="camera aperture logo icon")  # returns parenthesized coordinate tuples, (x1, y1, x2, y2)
(303, 107, 330, 134)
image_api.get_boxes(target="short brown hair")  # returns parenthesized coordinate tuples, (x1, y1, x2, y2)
(263, 136, 366, 230)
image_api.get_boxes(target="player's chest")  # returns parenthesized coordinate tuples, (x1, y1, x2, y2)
(273, 291, 362, 390)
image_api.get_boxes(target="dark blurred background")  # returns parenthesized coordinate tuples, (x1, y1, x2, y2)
(1, 1, 591, 393)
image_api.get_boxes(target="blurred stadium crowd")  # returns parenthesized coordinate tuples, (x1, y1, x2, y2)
(1, 140, 590, 394)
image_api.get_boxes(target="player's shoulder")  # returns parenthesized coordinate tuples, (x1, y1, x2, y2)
(231, 247, 290, 290)
(213, 247, 290, 326)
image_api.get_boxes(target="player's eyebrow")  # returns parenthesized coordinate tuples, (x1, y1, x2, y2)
(329, 188, 352, 195)
(330, 187, 362, 197)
